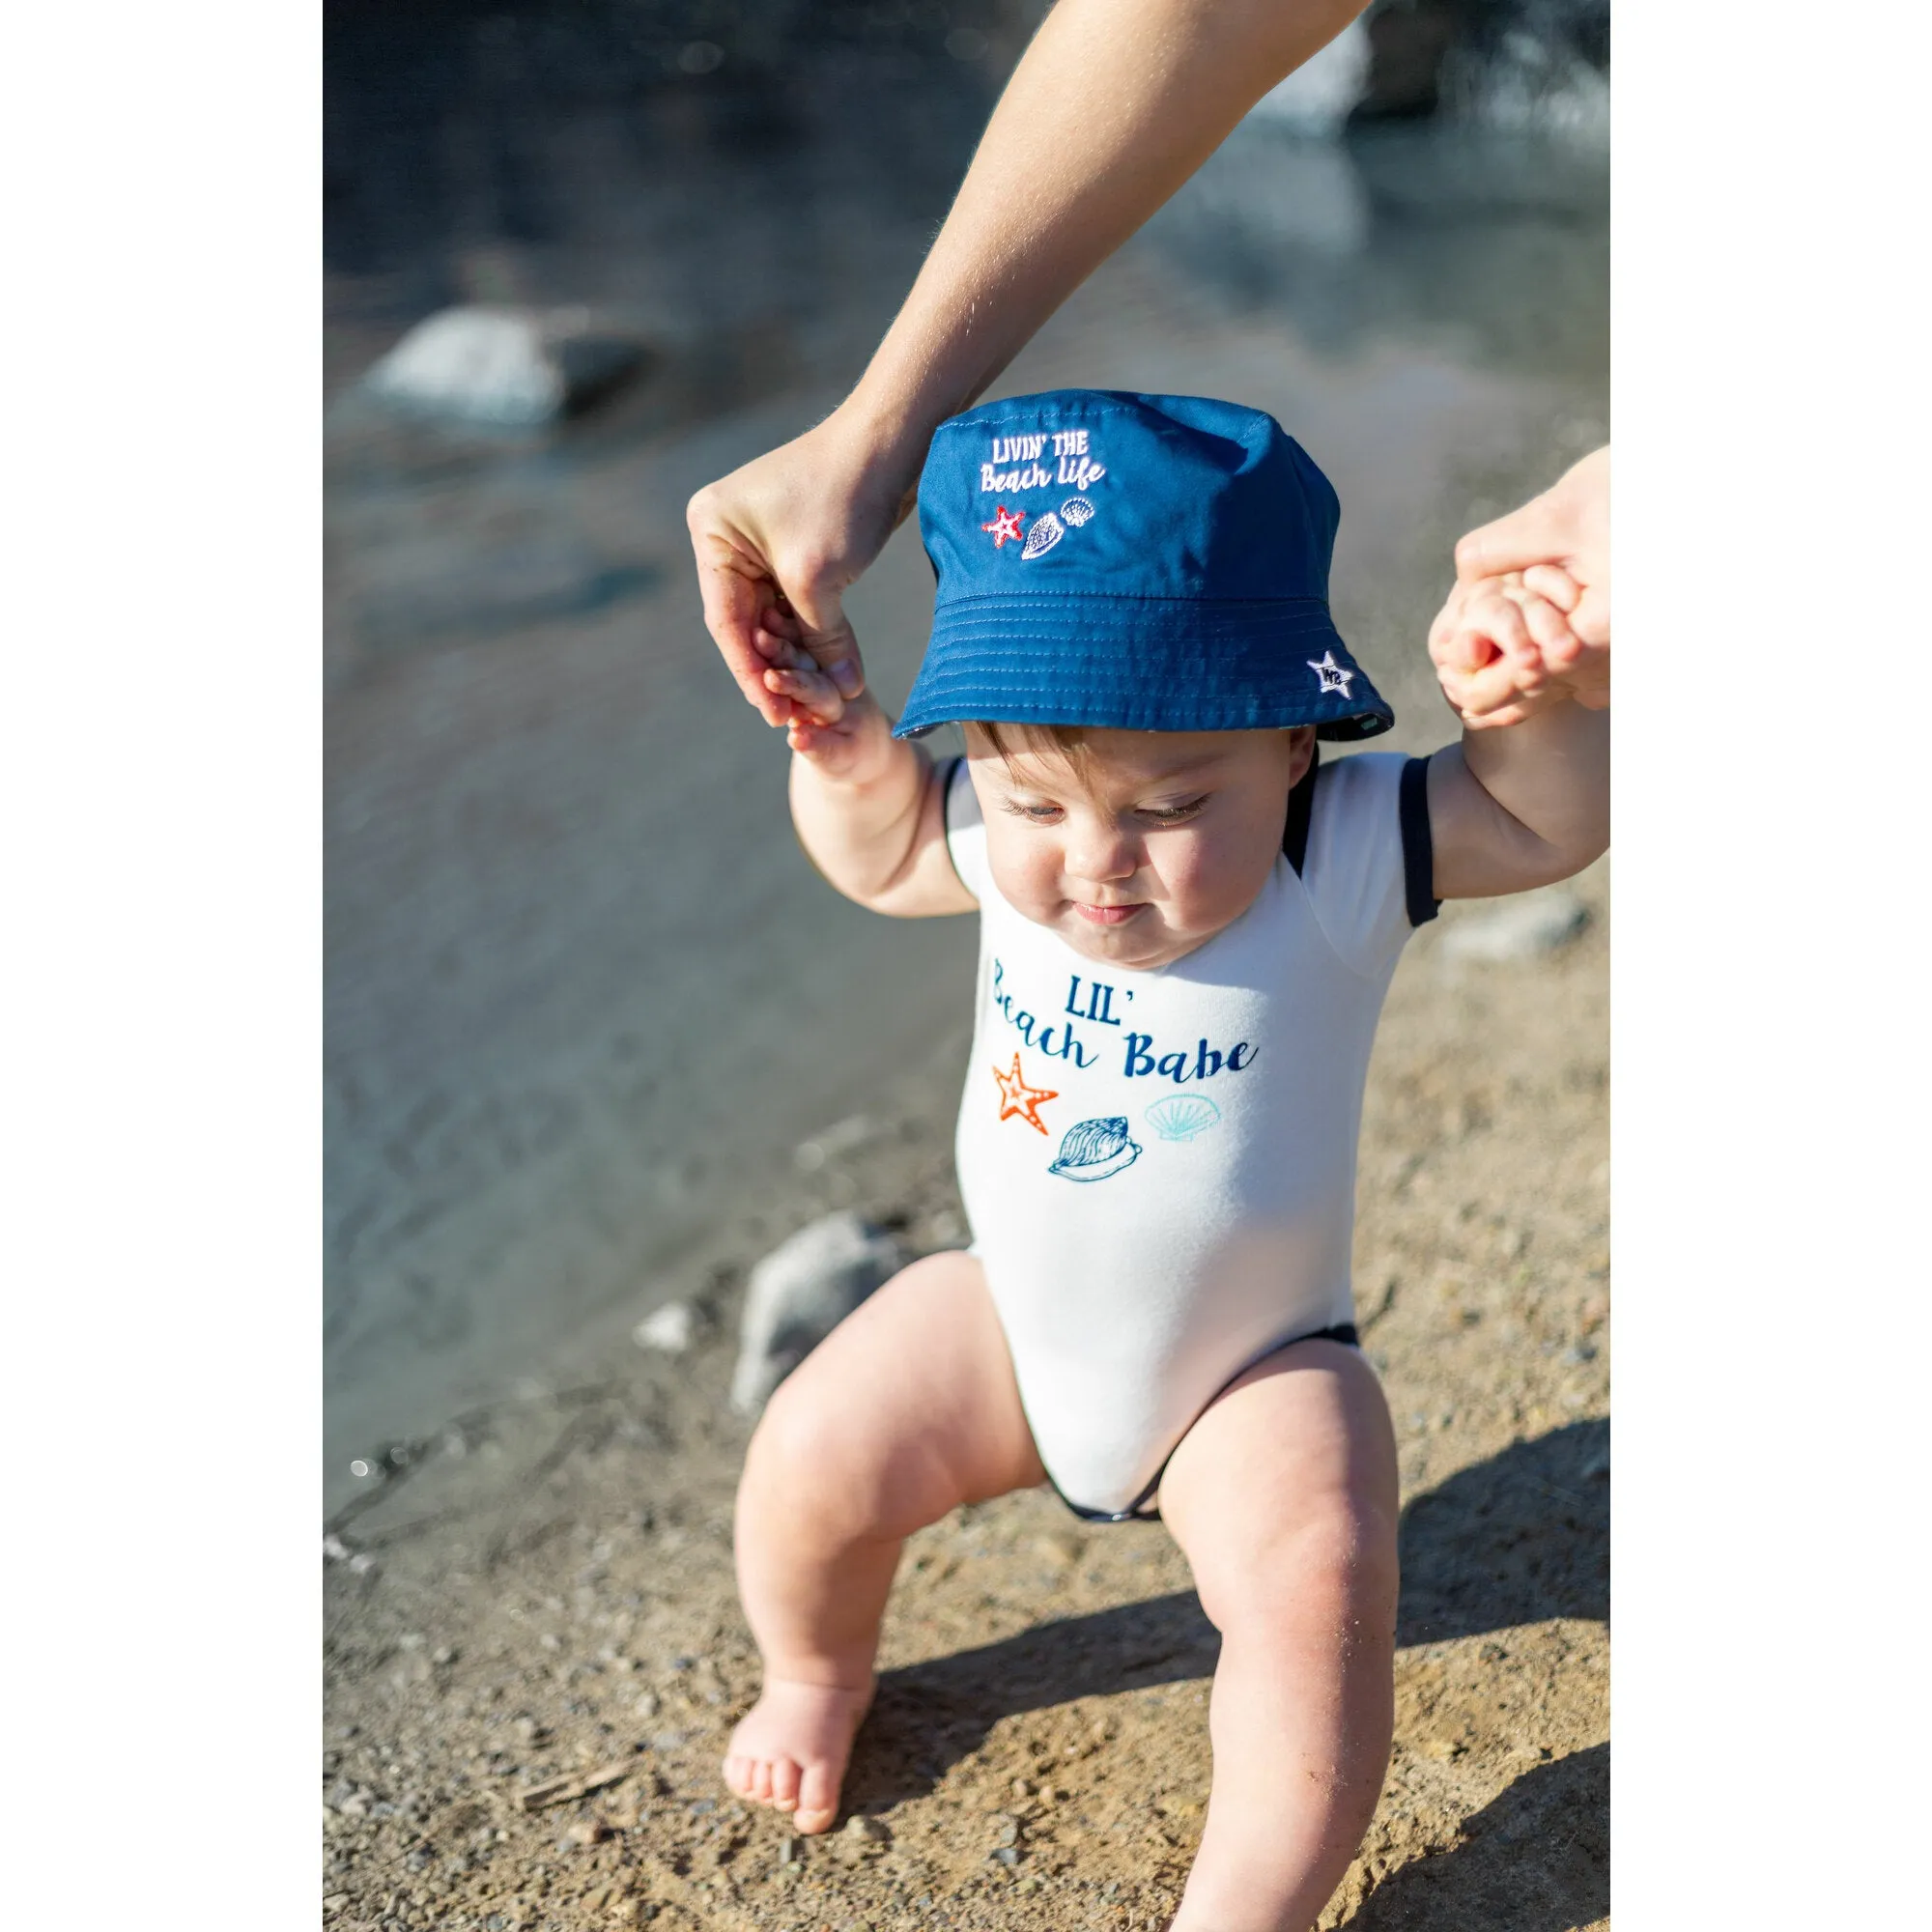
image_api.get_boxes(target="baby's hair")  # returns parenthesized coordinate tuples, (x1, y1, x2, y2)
(963, 719, 1098, 780)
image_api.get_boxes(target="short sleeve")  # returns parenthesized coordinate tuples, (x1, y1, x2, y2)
(942, 755, 988, 903)
(1297, 751, 1438, 978)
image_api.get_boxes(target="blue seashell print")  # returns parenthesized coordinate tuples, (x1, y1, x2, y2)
(1144, 1094, 1221, 1143)
(1048, 1115, 1142, 1182)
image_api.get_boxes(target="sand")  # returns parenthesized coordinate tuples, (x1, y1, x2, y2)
(322, 847, 1608, 1932)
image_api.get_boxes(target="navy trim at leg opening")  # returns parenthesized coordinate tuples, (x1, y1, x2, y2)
(1050, 1321, 1363, 1524)
(1399, 754, 1441, 926)
(1281, 744, 1321, 876)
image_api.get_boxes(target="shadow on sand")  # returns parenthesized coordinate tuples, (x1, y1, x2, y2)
(848, 1418, 1607, 1822)
(1343, 1743, 1608, 1931)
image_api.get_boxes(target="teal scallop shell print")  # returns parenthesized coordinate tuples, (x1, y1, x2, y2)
(1144, 1094, 1221, 1143)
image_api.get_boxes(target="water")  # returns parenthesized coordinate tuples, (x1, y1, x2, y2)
(324, 11, 1607, 1496)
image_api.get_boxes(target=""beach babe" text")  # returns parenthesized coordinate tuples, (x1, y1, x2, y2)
(990, 959, 1255, 1083)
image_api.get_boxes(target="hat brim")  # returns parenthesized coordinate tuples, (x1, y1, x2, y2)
(893, 594, 1393, 741)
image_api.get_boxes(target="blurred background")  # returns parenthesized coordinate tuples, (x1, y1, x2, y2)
(324, 0, 1609, 1505)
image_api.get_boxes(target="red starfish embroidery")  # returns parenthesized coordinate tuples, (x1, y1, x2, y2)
(981, 505, 1025, 549)
(991, 1053, 1059, 1135)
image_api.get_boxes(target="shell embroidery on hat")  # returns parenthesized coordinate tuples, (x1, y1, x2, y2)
(1306, 650, 1354, 696)
(1021, 511, 1065, 559)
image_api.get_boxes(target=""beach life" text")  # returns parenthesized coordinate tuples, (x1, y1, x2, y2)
(980, 427, 1107, 495)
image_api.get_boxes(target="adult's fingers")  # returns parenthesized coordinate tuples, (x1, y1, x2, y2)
(1456, 447, 1609, 622)
(689, 489, 790, 727)
(1454, 491, 1571, 584)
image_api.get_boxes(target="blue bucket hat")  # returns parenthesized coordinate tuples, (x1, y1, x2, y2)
(894, 390, 1392, 741)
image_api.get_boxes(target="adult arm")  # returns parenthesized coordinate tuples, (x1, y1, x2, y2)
(689, 0, 1371, 727)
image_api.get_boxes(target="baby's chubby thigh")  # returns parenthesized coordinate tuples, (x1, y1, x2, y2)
(1156, 1337, 1399, 1623)
(740, 1248, 1047, 1544)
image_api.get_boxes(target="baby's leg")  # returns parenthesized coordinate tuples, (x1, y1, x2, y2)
(1157, 1339, 1400, 1932)
(725, 1250, 1043, 1833)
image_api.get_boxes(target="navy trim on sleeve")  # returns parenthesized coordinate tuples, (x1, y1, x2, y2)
(1281, 745, 1321, 877)
(938, 754, 970, 894)
(1399, 754, 1441, 926)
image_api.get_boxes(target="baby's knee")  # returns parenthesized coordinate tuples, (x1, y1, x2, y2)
(741, 1367, 934, 1536)
(1203, 1490, 1399, 1637)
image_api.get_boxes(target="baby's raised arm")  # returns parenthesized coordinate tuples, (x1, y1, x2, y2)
(1423, 686, 1609, 902)
(749, 606, 976, 920)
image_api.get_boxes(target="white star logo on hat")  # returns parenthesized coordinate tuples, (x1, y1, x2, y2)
(1307, 650, 1353, 696)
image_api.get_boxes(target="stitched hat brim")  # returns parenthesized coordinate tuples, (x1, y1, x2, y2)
(893, 594, 1393, 741)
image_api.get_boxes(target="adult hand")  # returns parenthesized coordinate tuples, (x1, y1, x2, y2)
(1435, 446, 1609, 725)
(687, 408, 914, 729)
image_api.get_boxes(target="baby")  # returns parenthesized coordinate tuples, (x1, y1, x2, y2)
(709, 391, 1607, 1930)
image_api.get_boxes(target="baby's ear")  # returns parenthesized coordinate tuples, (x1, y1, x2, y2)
(1284, 725, 1318, 787)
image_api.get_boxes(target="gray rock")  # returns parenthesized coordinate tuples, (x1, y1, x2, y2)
(730, 1212, 904, 1415)
(364, 306, 648, 429)
(1440, 889, 1590, 964)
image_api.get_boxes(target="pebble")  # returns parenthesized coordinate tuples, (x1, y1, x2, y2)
(633, 1302, 695, 1353)
(731, 1213, 905, 1415)
(778, 1834, 801, 1866)
(990, 1844, 1023, 1865)
(565, 1818, 611, 1846)
(843, 1814, 891, 1843)
(1439, 889, 1590, 964)
(634, 1690, 661, 1719)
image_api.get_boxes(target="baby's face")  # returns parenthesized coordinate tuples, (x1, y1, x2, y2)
(964, 724, 1314, 971)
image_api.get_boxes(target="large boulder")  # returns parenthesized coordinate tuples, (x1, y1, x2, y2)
(363, 306, 649, 429)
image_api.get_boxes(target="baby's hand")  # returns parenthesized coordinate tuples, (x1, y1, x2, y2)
(1429, 567, 1605, 729)
(753, 606, 894, 781)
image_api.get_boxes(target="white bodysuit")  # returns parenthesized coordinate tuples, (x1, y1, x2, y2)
(944, 749, 1436, 1519)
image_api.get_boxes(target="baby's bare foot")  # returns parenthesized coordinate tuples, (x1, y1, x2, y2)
(723, 1676, 873, 1834)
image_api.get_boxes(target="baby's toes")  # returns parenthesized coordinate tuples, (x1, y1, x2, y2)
(724, 1752, 753, 1800)
(792, 1761, 839, 1835)
(750, 1757, 777, 1805)
(768, 1755, 803, 1811)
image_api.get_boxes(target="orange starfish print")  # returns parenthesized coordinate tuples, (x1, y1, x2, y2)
(981, 504, 1025, 549)
(991, 1052, 1059, 1134)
